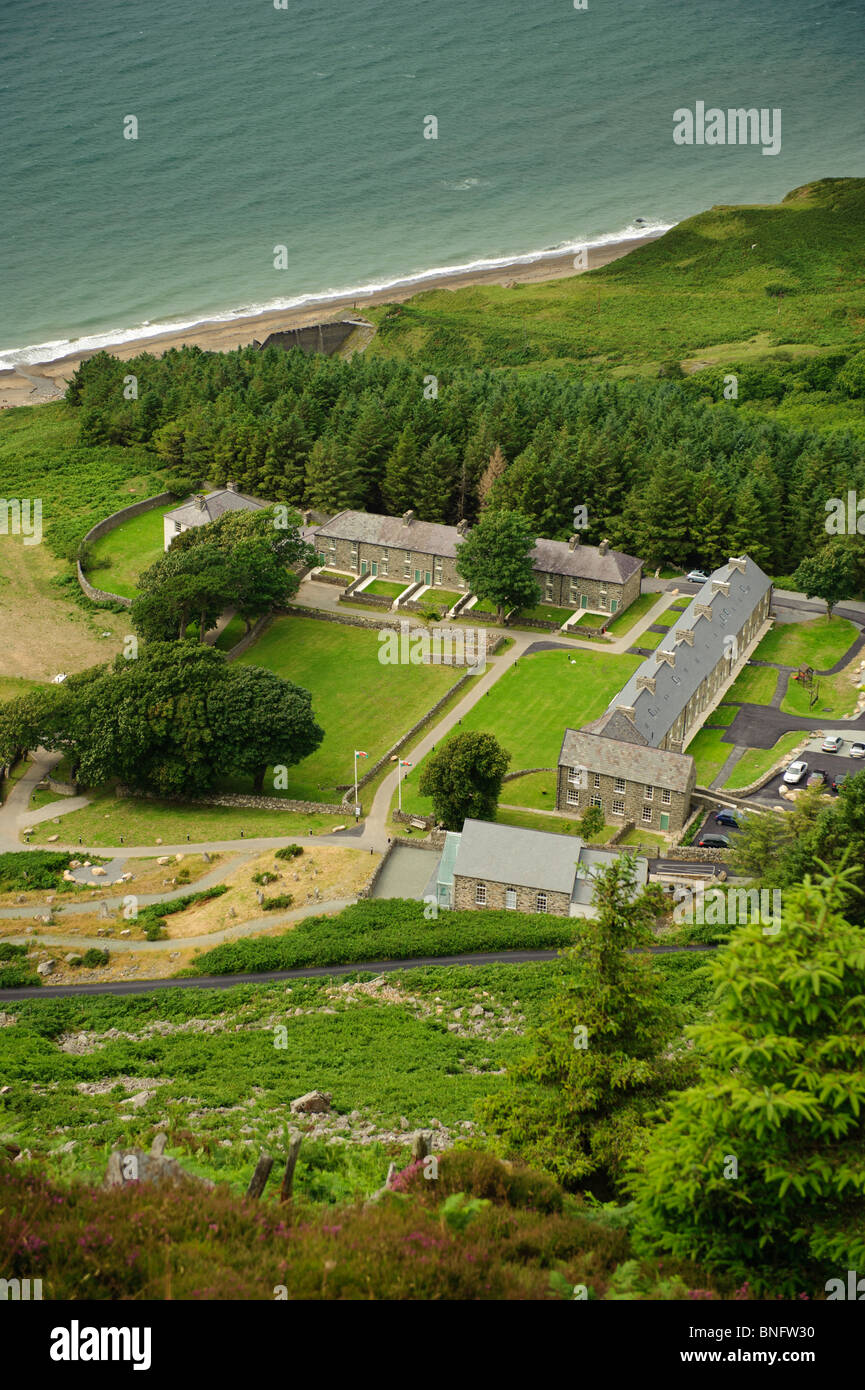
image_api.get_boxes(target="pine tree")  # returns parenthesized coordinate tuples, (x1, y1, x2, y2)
(303, 436, 360, 513)
(382, 425, 419, 515)
(413, 433, 459, 522)
(478, 445, 508, 510)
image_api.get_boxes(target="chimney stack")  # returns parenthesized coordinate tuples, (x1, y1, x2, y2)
(598, 538, 610, 556)
(568, 534, 580, 551)
(302, 510, 312, 526)
(402, 510, 415, 526)
(193, 494, 206, 512)
(456, 519, 470, 536)
(226, 481, 238, 493)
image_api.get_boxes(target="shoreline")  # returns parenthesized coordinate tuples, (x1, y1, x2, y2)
(0, 231, 665, 409)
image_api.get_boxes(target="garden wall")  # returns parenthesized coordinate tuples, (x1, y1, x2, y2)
(77, 490, 175, 607)
(116, 786, 344, 816)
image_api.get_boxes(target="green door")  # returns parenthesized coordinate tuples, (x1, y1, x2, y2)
(580, 594, 588, 609)
(414, 569, 421, 583)
(610, 598, 619, 613)
(371, 561, 378, 577)
(659, 812, 670, 831)
(424, 570, 432, 586)
(360, 560, 368, 576)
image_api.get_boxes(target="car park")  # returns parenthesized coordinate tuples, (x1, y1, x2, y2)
(850, 743, 865, 759)
(806, 769, 828, 788)
(697, 834, 731, 849)
(783, 760, 808, 785)
(822, 734, 843, 753)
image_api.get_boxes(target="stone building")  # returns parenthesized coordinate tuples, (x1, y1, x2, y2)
(587, 555, 772, 755)
(432, 818, 648, 919)
(162, 484, 267, 550)
(311, 509, 643, 618)
(556, 730, 696, 835)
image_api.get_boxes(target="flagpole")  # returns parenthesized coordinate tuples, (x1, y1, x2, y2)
(398, 758, 402, 812)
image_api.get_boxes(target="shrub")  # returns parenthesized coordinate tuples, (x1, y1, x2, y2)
(0, 942, 28, 962)
(81, 948, 109, 968)
(0, 963, 41, 989)
(394, 1149, 564, 1213)
(251, 871, 279, 886)
(143, 920, 167, 941)
(0, 851, 75, 893)
(261, 893, 294, 910)
(275, 844, 303, 861)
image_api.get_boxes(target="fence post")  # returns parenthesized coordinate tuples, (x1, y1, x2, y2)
(280, 1131, 303, 1203)
(247, 1152, 274, 1199)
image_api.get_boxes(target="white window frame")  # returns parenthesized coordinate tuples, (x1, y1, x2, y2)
(661, 788, 672, 805)
(591, 795, 602, 810)
(614, 777, 626, 794)
(641, 805, 653, 823)
(612, 798, 625, 817)
(536, 892, 548, 914)
(567, 788, 580, 806)
(593, 772, 601, 789)
(475, 883, 487, 906)
(505, 887, 517, 911)
(644, 785, 654, 801)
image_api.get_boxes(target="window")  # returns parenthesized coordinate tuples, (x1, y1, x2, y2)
(591, 795, 602, 810)
(381, 550, 389, 576)
(612, 798, 625, 817)
(568, 766, 582, 785)
(475, 883, 487, 906)
(174, 520, 181, 533)
(661, 788, 672, 805)
(505, 888, 517, 911)
(567, 788, 580, 806)
(644, 785, 653, 801)
(435, 564, 443, 584)
(593, 772, 601, 789)
(351, 548, 358, 569)
(317, 551, 325, 566)
(641, 806, 653, 823)
(536, 892, 548, 914)
(570, 581, 579, 601)
(404, 558, 411, 578)
(614, 777, 626, 793)
(545, 577, 554, 599)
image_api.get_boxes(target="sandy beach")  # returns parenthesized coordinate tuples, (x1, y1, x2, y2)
(0, 232, 663, 410)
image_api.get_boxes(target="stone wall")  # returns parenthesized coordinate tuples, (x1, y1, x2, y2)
(224, 613, 273, 661)
(77, 491, 175, 607)
(116, 785, 344, 815)
(453, 875, 570, 916)
(46, 776, 79, 797)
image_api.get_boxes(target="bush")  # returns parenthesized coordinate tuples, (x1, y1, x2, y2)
(251, 871, 279, 886)
(81, 948, 109, 968)
(189, 898, 580, 976)
(0, 942, 28, 962)
(261, 893, 294, 910)
(394, 1149, 564, 1214)
(0, 963, 41, 989)
(143, 920, 167, 941)
(0, 852, 75, 893)
(275, 844, 303, 861)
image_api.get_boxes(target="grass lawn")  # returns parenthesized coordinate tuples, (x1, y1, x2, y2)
(516, 603, 576, 625)
(781, 669, 861, 718)
(421, 588, 463, 611)
(723, 732, 803, 790)
(237, 613, 461, 800)
(685, 727, 733, 787)
(363, 579, 407, 599)
(669, 598, 692, 611)
(395, 647, 641, 819)
(26, 789, 347, 847)
(725, 664, 779, 705)
(618, 828, 668, 848)
(84, 503, 177, 597)
(499, 769, 558, 810)
(652, 610, 678, 629)
(0, 675, 43, 703)
(753, 616, 859, 671)
(605, 593, 665, 635)
(632, 628, 665, 651)
(706, 704, 739, 728)
(213, 614, 247, 651)
(315, 570, 352, 583)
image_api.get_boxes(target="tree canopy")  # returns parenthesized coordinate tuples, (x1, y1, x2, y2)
(418, 731, 511, 830)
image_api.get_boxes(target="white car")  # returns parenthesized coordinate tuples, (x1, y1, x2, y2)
(686, 570, 709, 584)
(783, 760, 808, 785)
(850, 742, 865, 759)
(822, 734, 843, 753)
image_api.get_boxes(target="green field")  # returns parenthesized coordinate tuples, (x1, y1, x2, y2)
(725, 664, 779, 705)
(84, 503, 177, 597)
(753, 616, 859, 671)
(604, 593, 665, 635)
(708, 704, 739, 728)
(27, 789, 347, 846)
(781, 670, 861, 719)
(499, 769, 558, 809)
(363, 579, 407, 599)
(517, 603, 576, 625)
(723, 733, 803, 790)
(395, 647, 641, 818)
(632, 627, 665, 650)
(237, 613, 462, 800)
(685, 727, 733, 787)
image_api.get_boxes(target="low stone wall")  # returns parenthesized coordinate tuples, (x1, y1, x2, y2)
(287, 604, 403, 633)
(339, 589, 392, 610)
(313, 570, 350, 586)
(357, 841, 398, 898)
(46, 776, 78, 797)
(77, 490, 175, 607)
(224, 613, 273, 661)
(502, 766, 555, 784)
(392, 809, 437, 829)
(605, 819, 635, 846)
(116, 785, 344, 815)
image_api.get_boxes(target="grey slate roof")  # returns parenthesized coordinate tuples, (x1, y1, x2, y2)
(453, 818, 584, 894)
(313, 511, 642, 585)
(558, 729, 696, 793)
(571, 847, 649, 907)
(594, 556, 771, 747)
(165, 488, 267, 528)
(530, 537, 642, 585)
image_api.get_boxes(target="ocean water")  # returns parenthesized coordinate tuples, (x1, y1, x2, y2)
(1, 0, 863, 367)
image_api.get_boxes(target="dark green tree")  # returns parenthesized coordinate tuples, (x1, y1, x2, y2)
(793, 542, 857, 618)
(455, 509, 540, 624)
(418, 731, 511, 829)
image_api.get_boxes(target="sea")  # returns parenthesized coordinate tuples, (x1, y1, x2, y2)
(1, 0, 863, 369)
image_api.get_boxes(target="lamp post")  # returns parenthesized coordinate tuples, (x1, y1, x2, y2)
(353, 749, 368, 815)
(397, 759, 412, 812)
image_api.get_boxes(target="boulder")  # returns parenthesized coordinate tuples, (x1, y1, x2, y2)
(36, 960, 55, 976)
(156, 856, 171, 866)
(46, 834, 59, 843)
(64, 953, 83, 966)
(104, 1146, 213, 1190)
(290, 1090, 332, 1115)
(91, 866, 107, 877)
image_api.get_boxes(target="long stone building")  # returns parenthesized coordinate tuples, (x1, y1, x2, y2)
(556, 555, 772, 830)
(311, 509, 643, 618)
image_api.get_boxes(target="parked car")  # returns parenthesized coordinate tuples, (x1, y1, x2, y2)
(783, 760, 808, 785)
(686, 570, 709, 584)
(822, 734, 843, 753)
(850, 742, 865, 759)
(806, 769, 828, 788)
(832, 772, 849, 794)
(698, 835, 731, 849)
(714, 809, 740, 829)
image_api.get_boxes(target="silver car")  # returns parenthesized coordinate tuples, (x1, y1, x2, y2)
(783, 760, 808, 785)
(822, 734, 843, 753)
